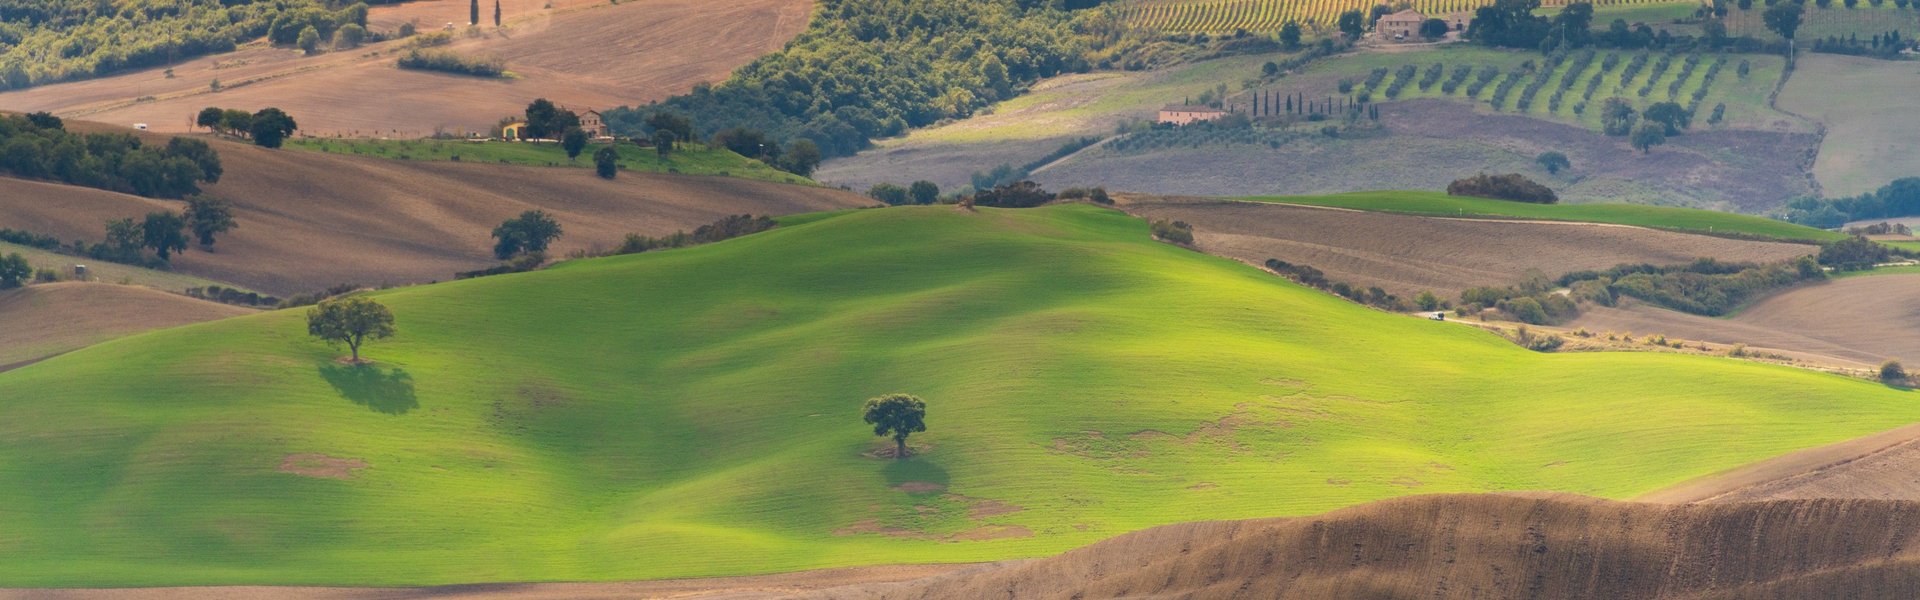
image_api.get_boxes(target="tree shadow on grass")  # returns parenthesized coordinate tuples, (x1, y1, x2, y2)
(882, 456, 950, 492)
(318, 363, 419, 415)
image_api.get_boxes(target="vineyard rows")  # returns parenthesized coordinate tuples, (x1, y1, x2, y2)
(1123, 0, 1693, 32)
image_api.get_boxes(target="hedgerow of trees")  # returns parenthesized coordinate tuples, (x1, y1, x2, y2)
(0, 0, 371, 91)
(0, 112, 220, 198)
(1780, 177, 1920, 227)
(1447, 173, 1557, 203)
(603, 0, 1113, 160)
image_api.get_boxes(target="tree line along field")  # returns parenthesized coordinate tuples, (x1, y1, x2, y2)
(1268, 45, 1793, 133)
(1, 203, 1916, 586)
(285, 139, 817, 186)
(1723, 2, 1920, 41)
(1119, 0, 1695, 33)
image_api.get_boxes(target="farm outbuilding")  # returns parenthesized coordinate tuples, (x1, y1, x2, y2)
(1158, 105, 1229, 125)
(501, 121, 528, 141)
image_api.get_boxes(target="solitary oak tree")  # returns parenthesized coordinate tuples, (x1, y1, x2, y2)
(307, 296, 396, 364)
(862, 393, 927, 459)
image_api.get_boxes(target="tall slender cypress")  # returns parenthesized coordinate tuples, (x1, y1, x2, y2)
(470, 0, 479, 25)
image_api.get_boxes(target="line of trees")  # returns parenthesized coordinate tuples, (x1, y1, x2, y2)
(1777, 177, 1920, 228)
(0, 112, 221, 198)
(196, 107, 299, 148)
(0, 0, 371, 91)
(397, 49, 506, 78)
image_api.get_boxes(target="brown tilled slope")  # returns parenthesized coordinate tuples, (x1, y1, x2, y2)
(0, 127, 870, 294)
(797, 494, 1920, 600)
(0, 0, 812, 137)
(1123, 198, 1817, 298)
(0, 282, 251, 371)
(1568, 274, 1920, 368)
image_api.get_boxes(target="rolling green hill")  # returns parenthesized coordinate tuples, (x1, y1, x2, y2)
(0, 204, 1910, 586)
(1249, 191, 1846, 242)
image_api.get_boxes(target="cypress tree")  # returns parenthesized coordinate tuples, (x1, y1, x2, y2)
(493, 0, 501, 26)
(470, 0, 479, 25)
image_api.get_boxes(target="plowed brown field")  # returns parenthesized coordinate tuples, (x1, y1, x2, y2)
(1568, 274, 1920, 367)
(0, 126, 870, 294)
(0, 282, 250, 371)
(1123, 198, 1816, 298)
(33, 494, 1920, 600)
(0, 0, 811, 137)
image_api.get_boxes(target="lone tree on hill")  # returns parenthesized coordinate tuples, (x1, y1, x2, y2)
(1338, 9, 1366, 39)
(184, 196, 237, 247)
(491, 210, 563, 259)
(1279, 21, 1302, 48)
(1631, 121, 1667, 153)
(862, 393, 927, 459)
(562, 127, 587, 160)
(1883, 360, 1909, 384)
(1764, 1, 1803, 42)
(1535, 151, 1570, 175)
(595, 145, 618, 178)
(651, 129, 676, 157)
(0, 253, 29, 289)
(249, 108, 298, 148)
(141, 211, 189, 260)
(196, 107, 223, 132)
(307, 296, 396, 364)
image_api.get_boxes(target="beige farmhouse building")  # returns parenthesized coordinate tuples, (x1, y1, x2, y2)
(1158, 105, 1229, 125)
(1377, 9, 1471, 41)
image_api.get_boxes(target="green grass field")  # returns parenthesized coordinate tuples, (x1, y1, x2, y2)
(285, 138, 816, 186)
(0, 204, 1903, 586)
(1247, 190, 1847, 241)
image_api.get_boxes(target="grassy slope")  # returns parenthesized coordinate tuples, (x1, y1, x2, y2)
(285, 139, 815, 186)
(0, 204, 1908, 586)
(1246, 191, 1846, 241)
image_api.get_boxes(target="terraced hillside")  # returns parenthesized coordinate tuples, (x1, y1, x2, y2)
(1, 204, 1916, 587)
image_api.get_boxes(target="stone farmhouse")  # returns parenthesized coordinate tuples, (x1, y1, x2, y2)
(1158, 105, 1229, 125)
(1376, 9, 1471, 41)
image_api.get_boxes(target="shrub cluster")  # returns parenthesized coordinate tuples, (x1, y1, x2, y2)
(0, 113, 220, 198)
(1446, 173, 1558, 203)
(1418, 63, 1445, 91)
(1556, 257, 1825, 316)
(612, 214, 778, 255)
(1265, 258, 1408, 311)
(397, 49, 505, 77)
(1466, 65, 1501, 97)
(1150, 219, 1193, 245)
(1816, 236, 1894, 271)
(972, 181, 1055, 208)
(186, 285, 281, 307)
(1441, 64, 1474, 94)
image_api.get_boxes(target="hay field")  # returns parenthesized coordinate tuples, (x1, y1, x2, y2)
(0, 0, 812, 137)
(1778, 54, 1920, 197)
(1124, 198, 1815, 297)
(0, 126, 869, 294)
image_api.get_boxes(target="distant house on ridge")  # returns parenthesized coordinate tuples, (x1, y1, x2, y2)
(1377, 9, 1427, 40)
(1158, 105, 1229, 125)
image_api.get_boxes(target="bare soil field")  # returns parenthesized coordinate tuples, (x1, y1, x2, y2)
(1778, 54, 1920, 197)
(1041, 100, 1819, 212)
(0, 0, 811, 137)
(1122, 198, 1815, 298)
(0, 126, 870, 294)
(0, 282, 250, 371)
(1567, 274, 1920, 367)
(801, 493, 1920, 599)
(38, 493, 1920, 599)
(1645, 423, 1920, 504)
